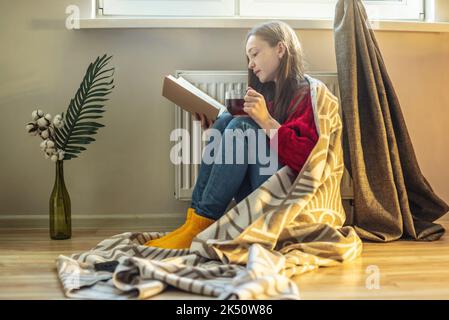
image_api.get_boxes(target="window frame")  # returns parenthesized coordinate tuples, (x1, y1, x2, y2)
(98, 0, 425, 21)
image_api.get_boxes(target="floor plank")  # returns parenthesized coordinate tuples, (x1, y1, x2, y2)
(1, 218, 448, 300)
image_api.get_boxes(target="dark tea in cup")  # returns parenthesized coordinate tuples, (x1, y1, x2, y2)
(225, 88, 248, 116)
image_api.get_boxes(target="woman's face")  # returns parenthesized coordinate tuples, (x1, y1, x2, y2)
(246, 35, 284, 83)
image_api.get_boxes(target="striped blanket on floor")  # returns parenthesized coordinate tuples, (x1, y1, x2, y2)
(56, 74, 363, 300)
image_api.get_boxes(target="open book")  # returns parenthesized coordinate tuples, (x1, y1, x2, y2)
(162, 75, 227, 122)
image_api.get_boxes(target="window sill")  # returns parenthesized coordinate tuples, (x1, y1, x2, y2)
(78, 17, 449, 33)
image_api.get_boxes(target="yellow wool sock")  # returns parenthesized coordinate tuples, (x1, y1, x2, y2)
(145, 209, 216, 249)
(144, 207, 195, 246)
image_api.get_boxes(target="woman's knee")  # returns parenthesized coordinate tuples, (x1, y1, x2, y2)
(211, 111, 233, 132)
(226, 116, 260, 131)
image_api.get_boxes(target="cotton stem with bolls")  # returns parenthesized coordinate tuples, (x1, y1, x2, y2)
(26, 109, 66, 162)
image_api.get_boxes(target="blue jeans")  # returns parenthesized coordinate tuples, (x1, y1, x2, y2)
(191, 111, 282, 220)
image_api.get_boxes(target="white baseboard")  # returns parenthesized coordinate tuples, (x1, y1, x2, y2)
(2, 211, 446, 230)
(0, 213, 186, 231)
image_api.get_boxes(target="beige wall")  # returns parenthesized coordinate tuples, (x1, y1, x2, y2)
(1, 0, 448, 223)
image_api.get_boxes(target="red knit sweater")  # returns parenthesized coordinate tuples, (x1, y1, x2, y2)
(268, 89, 319, 174)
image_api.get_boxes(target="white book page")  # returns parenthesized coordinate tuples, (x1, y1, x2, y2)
(175, 76, 227, 116)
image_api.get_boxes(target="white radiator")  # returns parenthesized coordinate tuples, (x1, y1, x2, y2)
(173, 70, 354, 205)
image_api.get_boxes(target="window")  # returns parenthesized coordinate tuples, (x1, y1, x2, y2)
(239, 0, 424, 21)
(99, 0, 425, 21)
(99, 0, 235, 17)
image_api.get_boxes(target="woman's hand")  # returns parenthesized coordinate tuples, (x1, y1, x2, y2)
(244, 87, 281, 139)
(243, 87, 272, 127)
(194, 112, 214, 130)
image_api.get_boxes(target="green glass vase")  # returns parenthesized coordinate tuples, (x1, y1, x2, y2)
(49, 160, 71, 240)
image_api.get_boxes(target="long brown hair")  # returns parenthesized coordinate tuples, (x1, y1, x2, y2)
(245, 20, 307, 124)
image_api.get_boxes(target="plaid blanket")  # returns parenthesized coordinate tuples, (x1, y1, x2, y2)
(56, 74, 363, 300)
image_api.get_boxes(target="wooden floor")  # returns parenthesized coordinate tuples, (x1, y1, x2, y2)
(1, 217, 449, 300)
